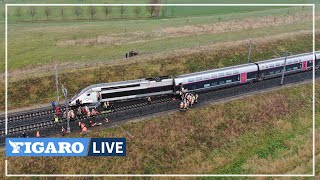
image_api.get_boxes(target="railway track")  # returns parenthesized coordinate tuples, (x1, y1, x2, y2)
(0, 70, 318, 146)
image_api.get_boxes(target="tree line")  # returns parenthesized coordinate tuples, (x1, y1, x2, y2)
(9, 5, 167, 21)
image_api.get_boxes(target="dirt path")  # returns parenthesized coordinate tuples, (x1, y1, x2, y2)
(56, 12, 317, 47)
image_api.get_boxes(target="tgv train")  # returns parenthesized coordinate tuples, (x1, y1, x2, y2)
(69, 52, 320, 106)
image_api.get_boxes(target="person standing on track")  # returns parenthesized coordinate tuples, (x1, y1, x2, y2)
(36, 130, 40, 138)
(147, 96, 152, 105)
(61, 126, 66, 136)
(195, 94, 199, 103)
(78, 121, 82, 131)
(51, 101, 55, 110)
(54, 115, 59, 123)
(82, 125, 87, 135)
(55, 106, 61, 116)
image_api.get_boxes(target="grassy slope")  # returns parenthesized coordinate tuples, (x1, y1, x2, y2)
(2, 80, 317, 175)
(4, 32, 317, 110)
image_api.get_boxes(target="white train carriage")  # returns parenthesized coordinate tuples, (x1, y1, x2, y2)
(256, 53, 314, 79)
(173, 63, 259, 94)
(99, 77, 173, 102)
(316, 51, 320, 67)
(70, 83, 109, 106)
(70, 77, 174, 106)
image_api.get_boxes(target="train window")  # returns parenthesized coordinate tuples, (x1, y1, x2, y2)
(280, 62, 284, 66)
(204, 84, 210, 88)
(211, 74, 217, 78)
(269, 71, 275, 75)
(218, 73, 225, 77)
(226, 71, 232, 76)
(226, 79, 232, 83)
(275, 69, 281, 73)
(196, 77, 202, 81)
(287, 67, 292, 71)
(188, 78, 195, 82)
(294, 59, 299, 63)
(287, 60, 292, 64)
(233, 71, 239, 75)
(276, 63, 280, 67)
(220, 80, 226, 85)
(204, 75, 210, 79)
(293, 67, 298, 70)
(211, 82, 218, 86)
(269, 64, 274, 68)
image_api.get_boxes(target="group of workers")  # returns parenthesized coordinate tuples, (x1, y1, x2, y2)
(179, 87, 199, 111)
(46, 88, 200, 137)
(49, 100, 113, 137)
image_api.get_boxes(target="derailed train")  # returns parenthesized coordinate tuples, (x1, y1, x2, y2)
(70, 52, 320, 107)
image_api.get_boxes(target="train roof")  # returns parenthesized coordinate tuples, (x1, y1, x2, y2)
(255, 52, 315, 64)
(176, 63, 257, 78)
(77, 76, 172, 95)
(77, 79, 144, 95)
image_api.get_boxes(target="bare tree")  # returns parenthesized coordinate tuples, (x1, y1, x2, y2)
(88, 6, 96, 19)
(44, 7, 51, 20)
(104, 6, 112, 18)
(146, 6, 156, 17)
(60, 8, 64, 17)
(146, 0, 161, 17)
(74, 7, 82, 20)
(15, 7, 22, 19)
(30, 6, 36, 21)
(134, 6, 141, 17)
(119, 5, 126, 19)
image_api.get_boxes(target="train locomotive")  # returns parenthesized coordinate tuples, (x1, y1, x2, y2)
(70, 52, 320, 107)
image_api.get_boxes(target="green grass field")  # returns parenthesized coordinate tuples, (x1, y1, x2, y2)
(1, 5, 314, 73)
(1, 0, 315, 22)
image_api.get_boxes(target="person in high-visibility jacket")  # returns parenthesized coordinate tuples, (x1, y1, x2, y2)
(54, 116, 59, 123)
